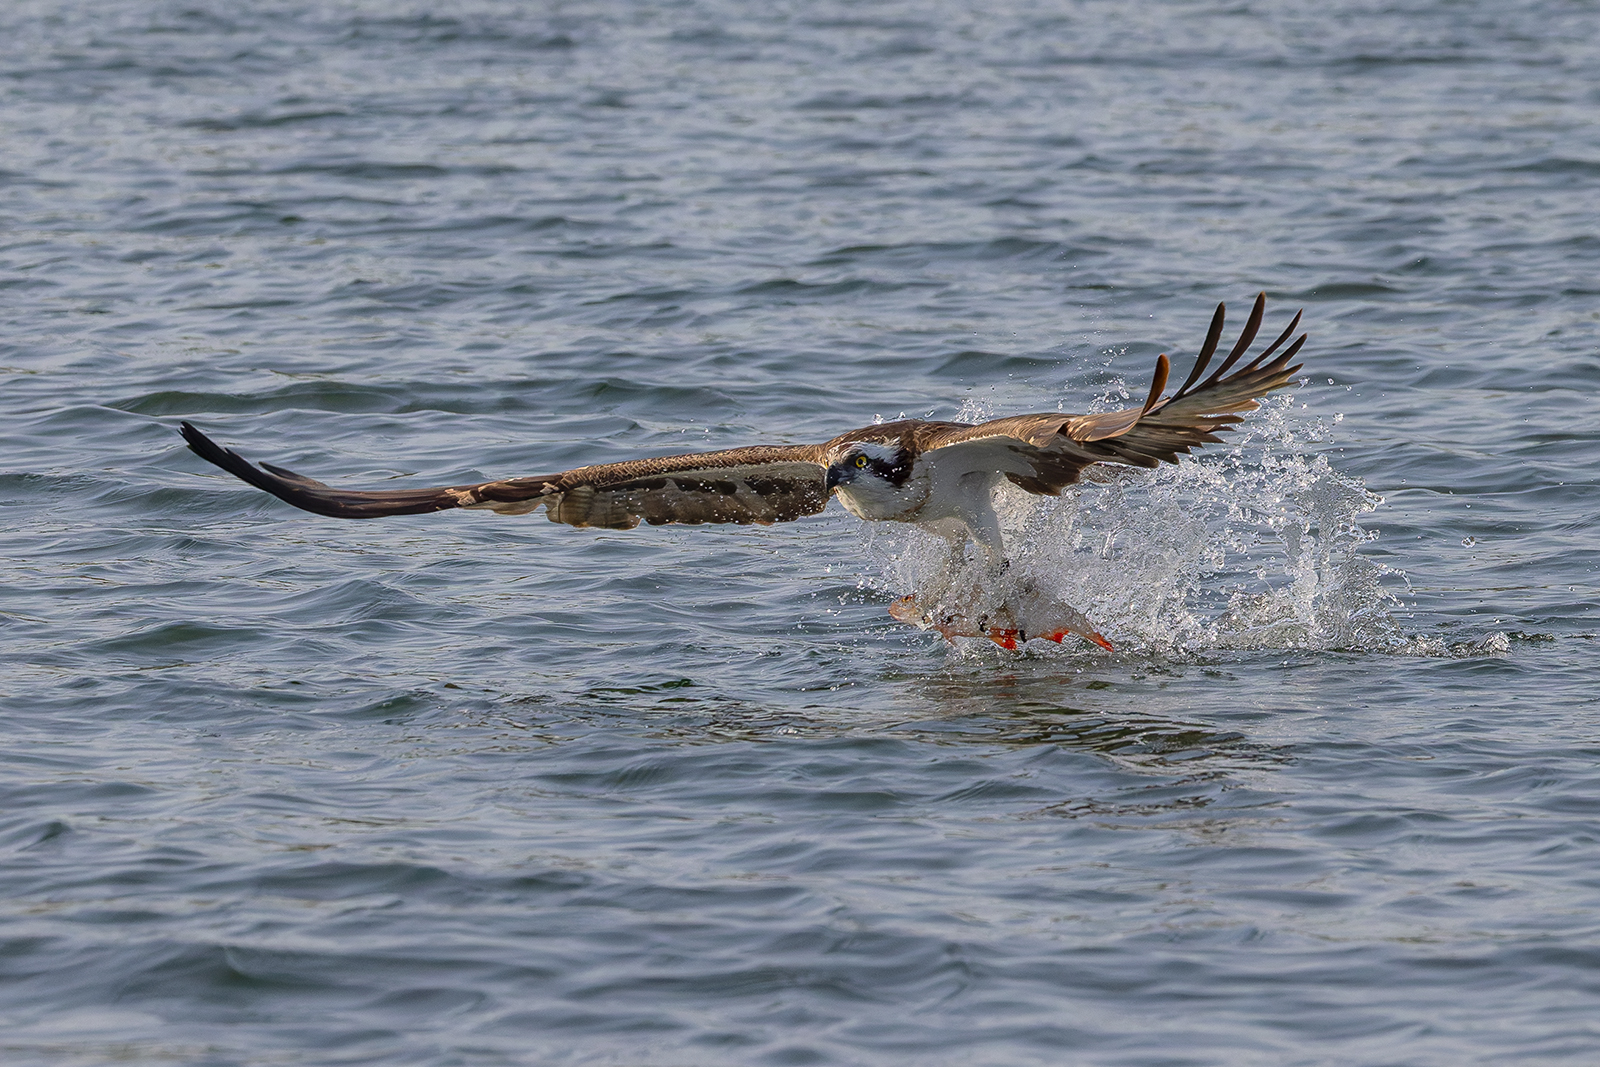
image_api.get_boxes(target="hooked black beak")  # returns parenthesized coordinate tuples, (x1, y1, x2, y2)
(825, 465, 842, 491)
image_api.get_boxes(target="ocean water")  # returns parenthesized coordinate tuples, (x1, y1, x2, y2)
(2, 1, 1598, 1064)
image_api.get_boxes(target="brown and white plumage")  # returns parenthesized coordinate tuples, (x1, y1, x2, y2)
(181, 294, 1305, 565)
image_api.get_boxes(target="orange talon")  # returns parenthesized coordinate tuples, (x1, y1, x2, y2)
(889, 590, 1110, 653)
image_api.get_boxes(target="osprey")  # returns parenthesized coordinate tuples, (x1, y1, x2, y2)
(181, 294, 1305, 648)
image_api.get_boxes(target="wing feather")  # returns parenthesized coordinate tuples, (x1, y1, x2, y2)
(915, 295, 1305, 494)
(180, 422, 830, 528)
(179, 296, 1303, 528)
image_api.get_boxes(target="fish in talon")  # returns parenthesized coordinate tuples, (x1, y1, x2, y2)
(1073, 629, 1117, 653)
(888, 592, 1115, 652)
(889, 595, 964, 644)
(1007, 579, 1116, 651)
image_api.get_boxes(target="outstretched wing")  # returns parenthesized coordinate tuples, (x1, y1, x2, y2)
(180, 422, 830, 529)
(919, 293, 1306, 494)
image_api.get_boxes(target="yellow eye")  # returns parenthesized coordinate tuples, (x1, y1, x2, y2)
(853, 455, 869, 468)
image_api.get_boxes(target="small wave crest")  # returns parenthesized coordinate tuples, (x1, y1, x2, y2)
(866, 397, 1500, 657)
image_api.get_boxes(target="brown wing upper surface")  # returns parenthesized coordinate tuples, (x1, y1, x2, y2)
(181, 294, 1303, 524)
(180, 422, 830, 529)
(917, 293, 1306, 494)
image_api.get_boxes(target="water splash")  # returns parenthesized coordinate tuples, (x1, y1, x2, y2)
(866, 397, 1501, 657)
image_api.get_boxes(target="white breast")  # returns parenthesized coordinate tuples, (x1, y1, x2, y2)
(902, 444, 1024, 560)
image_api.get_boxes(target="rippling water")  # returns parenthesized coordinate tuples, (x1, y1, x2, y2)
(3, 1, 1599, 1064)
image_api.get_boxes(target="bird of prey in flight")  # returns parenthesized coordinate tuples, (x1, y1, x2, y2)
(181, 294, 1305, 650)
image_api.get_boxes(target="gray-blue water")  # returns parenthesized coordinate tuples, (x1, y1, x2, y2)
(3, 2, 1599, 1064)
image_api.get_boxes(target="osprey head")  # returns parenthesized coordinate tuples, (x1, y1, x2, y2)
(825, 440, 911, 489)
(825, 440, 922, 520)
